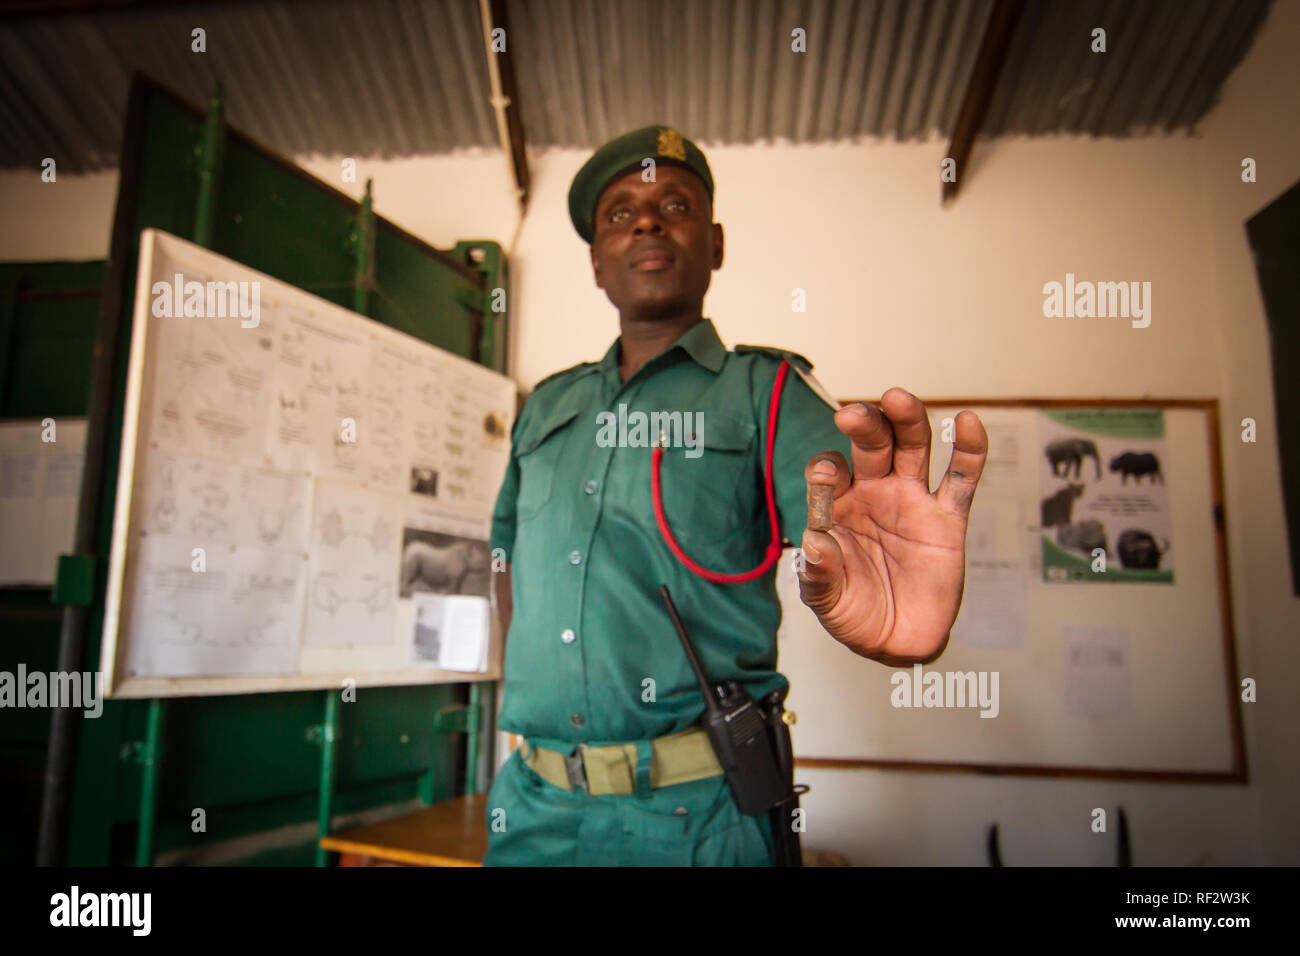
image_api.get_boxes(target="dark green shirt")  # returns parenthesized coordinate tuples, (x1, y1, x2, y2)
(490, 318, 851, 752)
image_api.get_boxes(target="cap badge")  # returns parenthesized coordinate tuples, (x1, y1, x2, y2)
(657, 128, 686, 161)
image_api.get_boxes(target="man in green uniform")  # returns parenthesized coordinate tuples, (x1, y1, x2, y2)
(484, 126, 988, 866)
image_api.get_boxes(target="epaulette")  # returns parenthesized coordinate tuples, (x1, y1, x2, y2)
(531, 360, 601, 393)
(733, 345, 839, 410)
(733, 344, 814, 373)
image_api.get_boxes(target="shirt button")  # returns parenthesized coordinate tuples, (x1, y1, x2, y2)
(583, 479, 599, 495)
(570, 713, 585, 727)
(560, 628, 576, 645)
(568, 549, 583, 566)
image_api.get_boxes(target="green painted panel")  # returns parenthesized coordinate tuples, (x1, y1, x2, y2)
(0, 624, 61, 745)
(0, 260, 103, 417)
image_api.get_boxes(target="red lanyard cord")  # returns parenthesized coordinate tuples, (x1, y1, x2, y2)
(651, 360, 791, 584)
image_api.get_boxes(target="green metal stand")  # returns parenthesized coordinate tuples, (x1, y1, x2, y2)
(193, 81, 225, 249)
(129, 698, 166, 866)
(466, 683, 483, 795)
(310, 691, 341, 867)
(351, 179, 376, 316)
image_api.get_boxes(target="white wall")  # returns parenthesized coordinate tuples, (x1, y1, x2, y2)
(2, 0, 1296, 866)
(0, 168, 119, 261)
(511, 136, 1224, 404)
(1196, 0, 1300, 865)
(0, 148, 516, 263)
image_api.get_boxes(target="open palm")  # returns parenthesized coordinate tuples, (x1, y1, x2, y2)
(797, 390, 988, 662)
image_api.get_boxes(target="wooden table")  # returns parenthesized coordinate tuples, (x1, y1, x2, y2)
(320, 794, 489, 867)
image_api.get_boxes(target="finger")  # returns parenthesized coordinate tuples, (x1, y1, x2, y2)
(796, 528, 846, 616)
(878, 387, 931, 484)
(803, 450, 852, 497)
(833, 402, 893, 481)
(935, 410, 989, 517)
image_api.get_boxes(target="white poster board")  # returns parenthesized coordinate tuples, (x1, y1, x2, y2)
(102, 229, 515, 698)
(778, 403, 1243, 779)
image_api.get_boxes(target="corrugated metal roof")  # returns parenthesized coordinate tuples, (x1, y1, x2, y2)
(983, 0, 1272, 136)
(0, 0, 498, 171)
(0, 0, 1275, 173)
(507, 0, 1001, 145)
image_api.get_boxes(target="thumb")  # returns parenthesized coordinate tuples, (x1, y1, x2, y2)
(796, 528, 845, 615)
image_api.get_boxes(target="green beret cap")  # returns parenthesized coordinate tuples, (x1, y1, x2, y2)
(568, 125, 714, 243)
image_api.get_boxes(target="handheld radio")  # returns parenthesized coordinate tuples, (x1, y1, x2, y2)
(658, 585, 788, 815)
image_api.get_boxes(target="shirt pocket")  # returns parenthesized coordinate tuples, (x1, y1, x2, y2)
(658, 412, 758, 548)
(513, 404, 580, 523)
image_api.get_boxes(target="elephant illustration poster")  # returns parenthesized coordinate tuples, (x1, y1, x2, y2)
(1038, 408, 1173, 584)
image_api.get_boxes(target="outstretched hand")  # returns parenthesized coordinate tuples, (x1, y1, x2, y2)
(797, 390, 988, 663)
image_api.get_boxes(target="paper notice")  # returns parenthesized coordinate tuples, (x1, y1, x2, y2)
(303, 480, 401, 647)
(1064, 626, 1131, 718)
(412, 593, 489, 672)
(0, 420, 86, 585)
(146, 258, 273, 465)
(952, 499, 1028, 649)
(123, 534, 304, 677)
(268, 307, 369, 480)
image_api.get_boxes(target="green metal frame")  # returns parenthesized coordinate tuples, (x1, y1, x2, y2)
(311, 693, 340, 867)
(130, 698, 166, 866)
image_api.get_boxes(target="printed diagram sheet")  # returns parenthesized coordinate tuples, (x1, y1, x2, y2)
(304, 480, 401, 647)
(365, 342, 512, 510)
(127, 452, 311, 675)
(268, 308, 369, 481)
(366, 342, 421, 492)
(123, 535, 305, 677)
(138, 453, 311, 550)
(108, 230, 516, 689)
(434, 356, 512, 514)
(147, 262, 272, 465)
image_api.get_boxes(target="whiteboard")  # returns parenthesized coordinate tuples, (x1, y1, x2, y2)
(102, 230, 515, 698)
(778, 401, 1244, 780)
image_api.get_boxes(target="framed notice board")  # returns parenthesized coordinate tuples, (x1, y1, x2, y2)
(102, 230, 515, 698)
(777, 399, 1246, 782)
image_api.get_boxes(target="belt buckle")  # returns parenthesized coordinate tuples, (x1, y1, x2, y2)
(564, 747, 589, 795)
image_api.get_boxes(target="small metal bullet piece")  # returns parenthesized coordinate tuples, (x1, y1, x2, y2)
(807, 483, 834, 531)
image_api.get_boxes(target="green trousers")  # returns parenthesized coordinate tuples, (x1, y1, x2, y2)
(483, 748, 776, 866)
